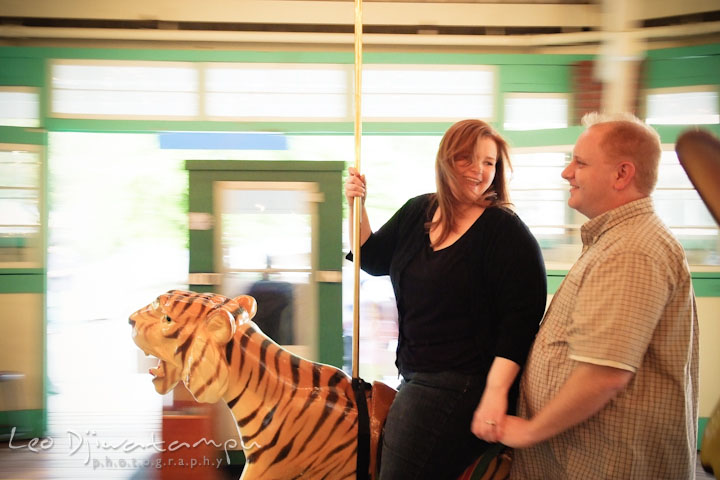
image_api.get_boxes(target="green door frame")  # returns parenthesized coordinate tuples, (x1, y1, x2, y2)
(186, 160, 345, 368)
(0, 129, 48, 439)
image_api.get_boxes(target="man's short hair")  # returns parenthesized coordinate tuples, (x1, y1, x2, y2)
(581, 112, 662, 195)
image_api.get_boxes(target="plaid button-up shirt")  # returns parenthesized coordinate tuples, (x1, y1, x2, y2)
(512, 197, 699, 480)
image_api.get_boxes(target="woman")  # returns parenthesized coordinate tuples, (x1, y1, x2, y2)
(345, 119, 547, 479)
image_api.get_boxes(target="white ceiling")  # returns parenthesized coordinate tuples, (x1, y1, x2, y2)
(0, 0, 718, 51)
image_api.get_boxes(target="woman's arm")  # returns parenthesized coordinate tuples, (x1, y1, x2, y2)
(471, 356, 521, 443)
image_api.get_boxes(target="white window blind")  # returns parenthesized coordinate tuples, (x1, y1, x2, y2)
(504, 93, 569, 130)
(362, 65, 495, 121)
(646, 87, 719, 125)
(205, 64, 348, 120)
(51, 61, 199, 118)
(0, 88, 40, 127)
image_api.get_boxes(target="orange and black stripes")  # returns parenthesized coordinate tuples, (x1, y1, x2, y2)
(131, 289, 360, 479)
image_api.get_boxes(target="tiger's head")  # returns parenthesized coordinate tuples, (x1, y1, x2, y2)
(129, 290, 257, 403)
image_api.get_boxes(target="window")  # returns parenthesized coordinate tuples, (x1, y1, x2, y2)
(508, 146, 720, 267)
(0, 144, 43, 267)
(510, 151, 570, 235)
(504, 93, 569, 130)
(646, 86, 719, 125)
(0, 87, 40, 127)
(509, 148, 583, 265)
(362, 65, 495, 121)
(48, 60, 498, 124)
(654, 149, 719, 265)
(51, 60, 199, 118)
(205, 63, 348, 120)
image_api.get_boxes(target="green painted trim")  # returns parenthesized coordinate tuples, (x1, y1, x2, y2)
(185, 160, 344, 172)
(46, 118, 350, 134)
(692, 276, 720, 297)
(46, 119, 452, 135)
(0, 409, 45, 439)
(653, 125, 720, 145)
(46, 118, 463, 135)
(646, 43, 720, 60)
(545, 270, 720, 297)
(0, 126, 46, 145)
(502, 127, 582, 148)
(362, 122, 453, 135)
(1, 46, 594, 66)
(0, 273, 45, 293)
(699, 416, 709, 449)
(546, 274, 565, 294)
(501, 64, 571, 93)
(42, 120, 596, 139)
(646, 58, 720, 90)
(364, 52, 593, 65)
(1, 46, 354, 64)
(0, 268, 45, 274)
(0, 56, 45, 87)
(692, 272, 720, 279)
(318, 284, 343, 368)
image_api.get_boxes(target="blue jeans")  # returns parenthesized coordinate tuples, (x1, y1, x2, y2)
(378, 371, 491, 480)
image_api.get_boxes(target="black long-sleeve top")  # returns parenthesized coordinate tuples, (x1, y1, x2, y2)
(348, 193, 547, 378)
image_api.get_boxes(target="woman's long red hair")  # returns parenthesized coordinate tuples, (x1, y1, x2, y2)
(427, 119, 513, 247)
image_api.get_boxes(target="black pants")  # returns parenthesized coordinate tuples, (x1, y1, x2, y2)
(378, 371, 491, 480)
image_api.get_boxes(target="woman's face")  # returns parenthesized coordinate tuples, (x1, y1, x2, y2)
(452, 136, 497, 202)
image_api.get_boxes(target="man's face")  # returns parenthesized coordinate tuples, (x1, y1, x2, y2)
(562, 126, 619, 219)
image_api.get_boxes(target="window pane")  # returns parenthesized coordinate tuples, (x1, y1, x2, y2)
(51, 62, 198, 118)
(653, 150, 718, 264)
(0, 89, 40, 127)
(206, 92, 346, 118)
(0, 147, 42, 266)
(646, 89, 719, 125)
(362, 66, 494, 120)
(504, 95, 569, 130)
(53, 90, 198, 117)
(510, 152, 576, 258)
(220, 191, 312, 271)
(363, 93, 492, 119)
(205, 65, 348, 119)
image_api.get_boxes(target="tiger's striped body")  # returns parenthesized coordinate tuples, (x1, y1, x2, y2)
(129, 290, 358, 480)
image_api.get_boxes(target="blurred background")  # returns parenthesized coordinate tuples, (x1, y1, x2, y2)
(0, 0, 718, 478)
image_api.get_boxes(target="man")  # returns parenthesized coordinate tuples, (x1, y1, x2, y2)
(501, 112, 699, 479)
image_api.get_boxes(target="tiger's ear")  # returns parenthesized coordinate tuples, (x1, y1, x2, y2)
(234, 295, 257, 320)
(206, 308, 235, 345)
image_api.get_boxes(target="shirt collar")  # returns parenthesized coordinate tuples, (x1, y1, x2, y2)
(580, 197, 655, 247)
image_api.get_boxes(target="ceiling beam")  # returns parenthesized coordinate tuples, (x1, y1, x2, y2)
(0, 0, 602, 28)
(1, 20, 717, 47)
(628, 0, 720, 22)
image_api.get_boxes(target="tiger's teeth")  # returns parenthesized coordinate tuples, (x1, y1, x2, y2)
(149, 360, 166, 378)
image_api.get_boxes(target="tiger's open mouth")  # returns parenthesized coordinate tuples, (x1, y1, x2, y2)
(149, 358, 166, 380)
(139, 348, 175, 393)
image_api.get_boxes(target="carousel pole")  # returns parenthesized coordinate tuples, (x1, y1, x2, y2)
(351, 0, 363, 380)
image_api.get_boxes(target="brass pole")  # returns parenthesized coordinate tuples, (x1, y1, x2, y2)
(351, 0, 363, 380)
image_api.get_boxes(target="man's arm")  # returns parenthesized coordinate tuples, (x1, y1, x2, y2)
(500, 362, 633, 448)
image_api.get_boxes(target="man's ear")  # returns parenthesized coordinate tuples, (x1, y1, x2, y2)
(614, 161, 636, 190)
(233, 295, 257, 320)
(206, 308, 235, 345)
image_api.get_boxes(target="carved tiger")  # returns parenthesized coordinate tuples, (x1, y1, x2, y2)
(129, 289, 511, 480)
(129, 289, 357, 479)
